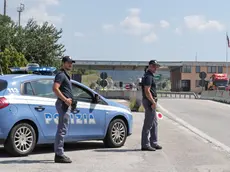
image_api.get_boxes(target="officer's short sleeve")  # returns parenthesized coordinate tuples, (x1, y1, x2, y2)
(54, 72, 64, 84)
(143, 75, 152, 86)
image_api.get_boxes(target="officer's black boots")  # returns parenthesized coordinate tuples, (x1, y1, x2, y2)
(141, 146, 156, 151)
(151, 144, 162, 150)
(54, 154, 72, 163)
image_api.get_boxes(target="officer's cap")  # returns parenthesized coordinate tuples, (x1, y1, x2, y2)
(62, 56, 75, 63)
(149, 60, 160, 67)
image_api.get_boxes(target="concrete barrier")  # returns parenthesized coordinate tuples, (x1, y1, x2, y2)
(200, 90, 230, 104)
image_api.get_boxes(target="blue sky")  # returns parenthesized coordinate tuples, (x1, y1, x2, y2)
(3, 0, 230, 62)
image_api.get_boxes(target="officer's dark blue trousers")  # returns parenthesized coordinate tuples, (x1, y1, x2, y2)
(54, 99, 71, 156)
(141, 98, 158, 148)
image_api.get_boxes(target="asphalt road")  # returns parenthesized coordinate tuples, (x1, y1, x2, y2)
(158, 99, 230, 149)
(1, 111, 230, 171)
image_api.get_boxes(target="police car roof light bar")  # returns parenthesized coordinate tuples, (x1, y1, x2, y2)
(9, 66, 57, 75)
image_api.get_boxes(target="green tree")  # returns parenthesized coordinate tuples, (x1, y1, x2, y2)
(0, 15, 17, 51)
(0, 15, 65, 68)
(21, 19, 65, 66)
(0, 46, 28, 74)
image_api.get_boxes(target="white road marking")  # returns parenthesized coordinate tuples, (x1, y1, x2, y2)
(157, 103, 230, 154)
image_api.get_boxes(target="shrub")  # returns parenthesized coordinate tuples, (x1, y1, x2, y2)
(129, 98, 136, 111)
(138, 105, 145, 112)
(129, 98, 142, 111)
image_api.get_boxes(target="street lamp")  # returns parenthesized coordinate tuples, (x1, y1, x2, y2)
(3, 0, 6, 16)
(17, 3, 25, 27)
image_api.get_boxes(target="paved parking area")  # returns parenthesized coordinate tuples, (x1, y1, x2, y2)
(1, 112, 230, 172)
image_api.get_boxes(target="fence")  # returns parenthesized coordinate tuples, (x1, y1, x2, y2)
(98, 90, 198, 100)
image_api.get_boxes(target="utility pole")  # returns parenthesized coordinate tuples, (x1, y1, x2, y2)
(17, 3, 25, 27)
(195, 52, 198, 61)
(3, 0, 6, 15)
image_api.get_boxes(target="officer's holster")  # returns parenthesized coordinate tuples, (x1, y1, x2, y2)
(71, 99, 78, 113)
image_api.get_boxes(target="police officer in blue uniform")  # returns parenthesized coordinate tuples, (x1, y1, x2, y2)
(141, 60, 162, 151)
(52, 56, 75, 163)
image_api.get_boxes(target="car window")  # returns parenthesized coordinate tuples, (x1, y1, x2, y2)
(0, 79, 7, 92)
(24, 79, 56, 98)
(24, 82, 34, 95)
(72, 83, 93, 103)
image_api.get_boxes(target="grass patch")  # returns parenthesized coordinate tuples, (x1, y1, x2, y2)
(129, 98, 137, 111)
(138, 105, 145, 112)
(129, 98, 161, 112)
(129, 98, 141, 112)
(82, 74, 99, 87)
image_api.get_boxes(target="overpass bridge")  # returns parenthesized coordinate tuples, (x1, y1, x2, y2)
(73, 60, 183, 70)
(73, 60, 230, 70)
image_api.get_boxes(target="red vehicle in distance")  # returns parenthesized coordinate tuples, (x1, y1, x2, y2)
(208, 73, 229, 90)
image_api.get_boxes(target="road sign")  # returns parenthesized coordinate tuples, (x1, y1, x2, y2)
(100, 72, 108, 79)
(119, 81, 123, 88)
(199, 80, 205, 87)
(100, 79, 108, 88)
(199, 72, 207, 79)
(154, 74, 161, 80)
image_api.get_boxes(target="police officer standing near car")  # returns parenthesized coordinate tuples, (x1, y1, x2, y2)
(141, 60, 162, 151)
(52, 56, 75, 163)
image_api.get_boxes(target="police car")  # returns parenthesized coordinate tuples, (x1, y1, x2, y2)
(0, 74, 133, 156)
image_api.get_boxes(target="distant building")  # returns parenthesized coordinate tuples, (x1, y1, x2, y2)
(73, 60, 230, 93)
(170, 62, 230, 93)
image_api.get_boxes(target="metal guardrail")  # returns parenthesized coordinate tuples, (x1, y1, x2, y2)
(98, 90, 198, 100)
(157, 91, 198, 99)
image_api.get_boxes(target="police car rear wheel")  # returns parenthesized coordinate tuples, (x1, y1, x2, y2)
(104, 119, 127, 148)
(4, 123, 36, 157)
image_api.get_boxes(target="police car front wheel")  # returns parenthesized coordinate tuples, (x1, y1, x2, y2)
(104, 118, 127, 148)
(4, 123, 37, 157)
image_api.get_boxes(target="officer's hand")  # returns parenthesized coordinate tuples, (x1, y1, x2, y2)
(151, 103, 156, 110)
(65, 98, 72, 106)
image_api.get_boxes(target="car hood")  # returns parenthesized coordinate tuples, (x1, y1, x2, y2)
(106, 99, 130, 112)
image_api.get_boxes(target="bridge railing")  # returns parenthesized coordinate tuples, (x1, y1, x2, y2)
(157, 91, 198, 99)
(97, 90, 198, 100)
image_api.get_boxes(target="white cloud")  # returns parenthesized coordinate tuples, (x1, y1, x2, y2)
(22, 5, 63, 25)
(74, 32, 85, 37)
(175, 27, 182, 35)
(120, 8, 153, 35)
(35, 0, 59, 5)
(102, 8, 162, 43)
(143, 32, 157, 43)
(160, 20, 170, 28)
(11, 0, 63, 26)
(102, 24, 114, 31)
(184, 15, 225, 31)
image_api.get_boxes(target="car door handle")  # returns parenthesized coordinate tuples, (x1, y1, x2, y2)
(34, 106, 45, 112)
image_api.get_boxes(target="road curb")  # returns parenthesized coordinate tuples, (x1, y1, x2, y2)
(157, 103, 230, 154)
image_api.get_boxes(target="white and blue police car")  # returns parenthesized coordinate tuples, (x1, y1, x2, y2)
(0, 73, 133, 156)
